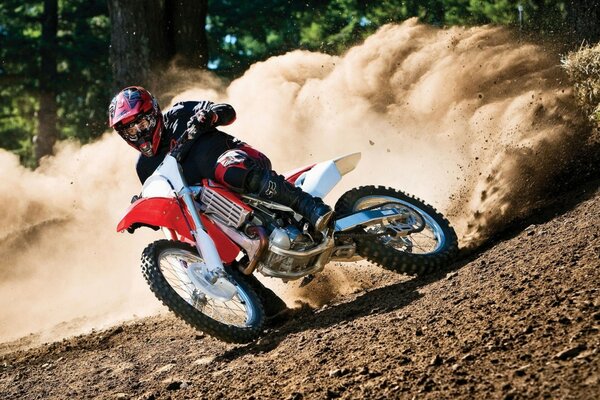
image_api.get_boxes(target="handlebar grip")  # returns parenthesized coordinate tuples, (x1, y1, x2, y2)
(169, 126, 198, 161)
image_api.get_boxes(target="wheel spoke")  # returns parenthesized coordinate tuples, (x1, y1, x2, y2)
(354, 195, 446, 255)
(204, 300, 247, 324)
(156, 248, 255, 327)
(161, 268, 195, 292)
(200, 294, 248, 325)
(411, 242, 430, 253)
(212, 299, 246, 315)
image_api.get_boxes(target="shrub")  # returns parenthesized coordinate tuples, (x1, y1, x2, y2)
(562, 42, 600, 125)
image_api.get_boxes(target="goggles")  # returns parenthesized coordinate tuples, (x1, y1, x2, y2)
(117, 113, 156, 142)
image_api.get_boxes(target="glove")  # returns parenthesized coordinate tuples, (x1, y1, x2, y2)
(187, 109, 218, 139)
(127, 222, 160, 234)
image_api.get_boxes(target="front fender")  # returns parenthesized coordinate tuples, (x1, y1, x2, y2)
(117, 197, 192, 238)
(117, 197, 240, 263)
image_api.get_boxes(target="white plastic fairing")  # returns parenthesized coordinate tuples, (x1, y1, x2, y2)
(334, 152, 361, 175)
(141, 155, 186, 198)
(141, 175, 175, 198)
(296, 152, 361, 198)
(297, 161, 341, 198)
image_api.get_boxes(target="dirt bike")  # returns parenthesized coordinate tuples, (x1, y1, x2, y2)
(117, 130, 458, 343)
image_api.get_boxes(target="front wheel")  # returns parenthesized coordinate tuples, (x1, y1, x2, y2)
(141, 239, 265, 343)
(335, 186, 458, 275)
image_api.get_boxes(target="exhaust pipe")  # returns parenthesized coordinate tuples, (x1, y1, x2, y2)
(241, 226, 268, 275)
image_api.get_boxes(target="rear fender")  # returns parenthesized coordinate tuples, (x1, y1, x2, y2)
(116, 197, 240, 263)
(294, 152, 362, 198)
(284, 164, 316, 185)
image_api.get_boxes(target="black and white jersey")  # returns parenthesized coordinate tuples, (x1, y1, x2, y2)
(136, 100, 242, 184)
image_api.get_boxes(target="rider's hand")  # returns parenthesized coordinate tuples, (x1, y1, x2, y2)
(187, 109, 218, 138)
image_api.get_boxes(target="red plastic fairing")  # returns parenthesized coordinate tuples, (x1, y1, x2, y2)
(117, 197, 192, 238)
(284, 164, 315, 184)
(116, 197, 240, 263)
(199, 215, 240, 263)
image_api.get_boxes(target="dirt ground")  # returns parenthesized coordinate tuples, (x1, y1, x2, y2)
(1, 180, 599, 400)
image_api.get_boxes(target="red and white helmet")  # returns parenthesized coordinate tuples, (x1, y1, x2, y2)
(108, 86, 163, 157)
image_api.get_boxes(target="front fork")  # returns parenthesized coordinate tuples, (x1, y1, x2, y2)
(180, 187, 226, 281)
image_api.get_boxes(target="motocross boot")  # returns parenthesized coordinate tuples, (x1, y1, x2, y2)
(247, 170, 333, 231)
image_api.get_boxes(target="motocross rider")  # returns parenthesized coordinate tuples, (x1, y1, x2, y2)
(108, 86, 333, 231)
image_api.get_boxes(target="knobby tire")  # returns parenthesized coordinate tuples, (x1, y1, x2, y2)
(335, 186, 458, 275)
(141, 239, 265, 343)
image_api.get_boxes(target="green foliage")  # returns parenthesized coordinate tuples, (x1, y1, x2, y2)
(56, 0, 111, 141)
(0, 0, 594, 165)
(206, 1, 311, 75)
(205, 0, 577, 76)
(361, 0, 569, 33)
(0, 0, 41, 161)
(0, 0, 110, 165)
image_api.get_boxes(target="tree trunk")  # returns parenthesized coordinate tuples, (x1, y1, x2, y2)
(107, 0, 170, 90)
(565, 0, 600, 45)
(108, 0, 208, 92)
(166, 0, 209, 68)
(35, 0, 58, 164)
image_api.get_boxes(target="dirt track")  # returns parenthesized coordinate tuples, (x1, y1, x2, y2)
(1, 181, 599, 399)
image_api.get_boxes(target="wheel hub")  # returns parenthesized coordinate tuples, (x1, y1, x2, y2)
(185, 262, 238, 302)
(352, 194, 445, 254)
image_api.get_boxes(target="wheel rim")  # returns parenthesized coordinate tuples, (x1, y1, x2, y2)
(158, 249, 257, 327)
(353, 195, 446, 254)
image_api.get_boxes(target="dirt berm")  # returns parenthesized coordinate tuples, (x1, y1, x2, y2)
(1, 181, 599, 399)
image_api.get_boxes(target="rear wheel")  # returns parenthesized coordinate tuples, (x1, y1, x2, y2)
(335, 186, 458, 275)
(141, 239, 265, 343)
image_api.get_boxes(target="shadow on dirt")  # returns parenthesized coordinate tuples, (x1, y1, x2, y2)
(215, 256, 471, 362)
(216, 176, 600, 362)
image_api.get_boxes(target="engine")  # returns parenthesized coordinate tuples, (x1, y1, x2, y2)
(199, 186, 334, 280)
(269, 225, 313, 251)
(257, 225, 334, 280)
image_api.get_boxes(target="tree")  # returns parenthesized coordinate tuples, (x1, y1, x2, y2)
(167, 0, 209, 69)
(57, 0, 111, 142)
(565, 0, 600, 44)
(0, 0, 110, 165)
(2, 0, 598, 167)
(107, 0, 168, 90)
(108, 0, 208, 91)
(34, 0, 58, 163)
(0, 1, 40, 165)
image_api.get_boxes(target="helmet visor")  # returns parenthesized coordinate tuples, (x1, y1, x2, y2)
(117, 113, 157, 142)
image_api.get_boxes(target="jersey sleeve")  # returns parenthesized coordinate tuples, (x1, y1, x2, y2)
(163, 100, 237, 141)
(163, 102, 194, 140)
(173, 100, 236, 128)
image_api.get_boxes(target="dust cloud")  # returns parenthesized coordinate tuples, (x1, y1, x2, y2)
(176, 19, 593, 246)
(0, 137, 163, 342)
(1, 19, 595, 341)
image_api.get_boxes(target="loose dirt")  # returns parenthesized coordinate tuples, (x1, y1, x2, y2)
(1, 180, 598, 399)
(2, 18, 598, 344)
(1, 19, 600, 399)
